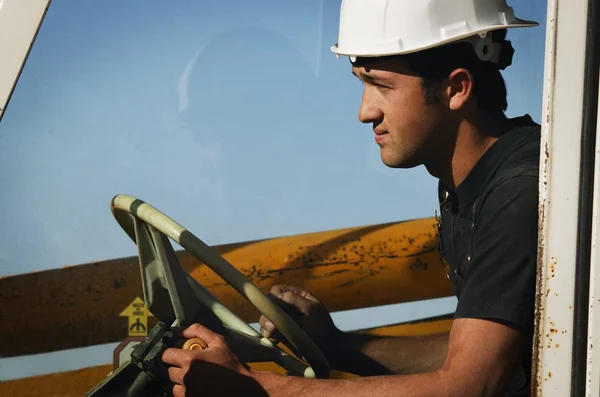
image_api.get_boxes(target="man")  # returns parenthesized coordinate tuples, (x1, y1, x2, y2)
(161, 0, 541, 395)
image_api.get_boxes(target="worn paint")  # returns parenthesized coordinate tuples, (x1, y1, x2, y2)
(0, 316, 453, 397)
(533, 172, 548, 395)
(0, 217, 453, 358)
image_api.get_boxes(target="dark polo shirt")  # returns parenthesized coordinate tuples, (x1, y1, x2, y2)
(438, 115, 540, 396)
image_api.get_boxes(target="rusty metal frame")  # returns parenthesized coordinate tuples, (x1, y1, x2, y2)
(583, 0, 600, 395)
(574, 0, 600, 394)
(533, 0, 593, 395)
(585, 78, 600, 397)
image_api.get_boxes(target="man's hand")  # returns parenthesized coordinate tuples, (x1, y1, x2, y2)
(258, 284, 342, 349)
(161, 324, 268, 397)
(158, 318, 524, 397)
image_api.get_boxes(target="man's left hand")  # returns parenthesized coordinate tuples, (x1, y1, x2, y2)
(161, 323, 269, 397)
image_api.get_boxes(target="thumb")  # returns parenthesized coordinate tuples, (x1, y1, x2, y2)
(180, 323, 223, 347)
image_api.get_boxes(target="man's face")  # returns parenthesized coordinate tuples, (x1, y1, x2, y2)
(352, 58, 448, 169)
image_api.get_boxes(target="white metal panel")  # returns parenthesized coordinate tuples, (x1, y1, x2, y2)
(0, 0, 51, 121)
(585, 74, 600, 397)
(534, 0, 590, 395)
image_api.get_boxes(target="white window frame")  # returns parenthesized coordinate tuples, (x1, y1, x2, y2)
(0, 0, 51, 121)
(583, 0, 600, 394)
(585, 78, 600, 397)
(535, 0, 600, 395)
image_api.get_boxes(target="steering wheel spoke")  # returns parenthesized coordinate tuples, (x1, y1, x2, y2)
(223, 327, 316, 377)
(134, 218, 201, 327)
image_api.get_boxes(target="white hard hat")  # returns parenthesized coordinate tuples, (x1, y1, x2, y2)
(331, 0, 538, 66)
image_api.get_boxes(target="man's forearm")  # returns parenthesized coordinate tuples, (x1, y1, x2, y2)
(322, 331, 449, 376)
(255, 368, 452, 397)
(249, 319, 518, 397)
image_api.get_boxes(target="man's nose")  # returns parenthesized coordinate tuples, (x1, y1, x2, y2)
(357, 88, 382, 124)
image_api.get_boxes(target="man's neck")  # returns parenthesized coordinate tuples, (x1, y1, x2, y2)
(426, 112, 512, 189)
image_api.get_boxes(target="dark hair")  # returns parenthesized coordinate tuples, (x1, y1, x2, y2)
(402, 29, 509, 114)
(354, 29, 509, 114)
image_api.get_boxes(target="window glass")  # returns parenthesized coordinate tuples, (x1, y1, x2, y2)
(0, 0, 548, 381)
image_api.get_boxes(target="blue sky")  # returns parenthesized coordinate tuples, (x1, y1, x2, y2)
(0, 0, 548, 381)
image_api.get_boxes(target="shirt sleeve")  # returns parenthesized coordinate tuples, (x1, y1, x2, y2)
(454, 175, 538, 331)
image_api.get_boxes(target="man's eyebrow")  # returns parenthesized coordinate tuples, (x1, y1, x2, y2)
(352, 70, 386, 84)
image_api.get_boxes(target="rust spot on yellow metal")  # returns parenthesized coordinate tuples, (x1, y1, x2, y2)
(409, 257, 429, 271)
(0, 316, 453, 396)
(0, 218, 452, 357)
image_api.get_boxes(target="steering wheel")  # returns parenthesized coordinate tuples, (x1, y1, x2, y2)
(110, 194, 330, 379)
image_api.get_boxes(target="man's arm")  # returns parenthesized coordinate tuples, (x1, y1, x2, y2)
(251, 173, 540, 395)
(162, 319, 523, 396)
(162, 170, 539, 396)
(254, 317, 524, 397)
(321, 330, 449, 376)
(259, 285, 450, 377)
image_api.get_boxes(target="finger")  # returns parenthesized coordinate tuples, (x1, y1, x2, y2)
(268, 284, 305, 295)
(300, 290, 322, 305)
(269, 284, 322, 305)
(258, 314, 270, 330)
(260, 296, 299, 338)
(162, 347, 191, 366)
(268, 284, 289, 295)
(258, 314, 274, 333)
(276, 291, 316, 315)
(180, 323, 224, 347)
(172, 384, 186, 397)
(261, 291, 316, 335)
(167, 366, 185, 385)
(259, 292, 297, 337)
(258, 315, 281, 339)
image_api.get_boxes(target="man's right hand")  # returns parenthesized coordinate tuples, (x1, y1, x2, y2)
(258, 284, 342, 350)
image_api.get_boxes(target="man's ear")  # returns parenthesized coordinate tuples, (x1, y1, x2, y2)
(446, 68, 474, 111)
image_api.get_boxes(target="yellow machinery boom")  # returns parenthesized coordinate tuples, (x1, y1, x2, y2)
(0, 217, 453, 396)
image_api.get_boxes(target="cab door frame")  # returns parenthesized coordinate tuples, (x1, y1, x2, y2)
(534, 0, 600, 395)
(0, 0, 52, 121)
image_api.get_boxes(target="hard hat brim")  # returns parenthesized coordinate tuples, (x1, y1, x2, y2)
(330, 20, 539, 58)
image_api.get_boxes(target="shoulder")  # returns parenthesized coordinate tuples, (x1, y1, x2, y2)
(477, 176, 539, 231)
(492, 124, 540, 180)
(476, 124, 540, 215)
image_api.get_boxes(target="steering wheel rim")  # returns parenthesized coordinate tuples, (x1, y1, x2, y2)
(110, 194, 331, 379)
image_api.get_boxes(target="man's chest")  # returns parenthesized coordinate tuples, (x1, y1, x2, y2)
(438, 193, 475, 299)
